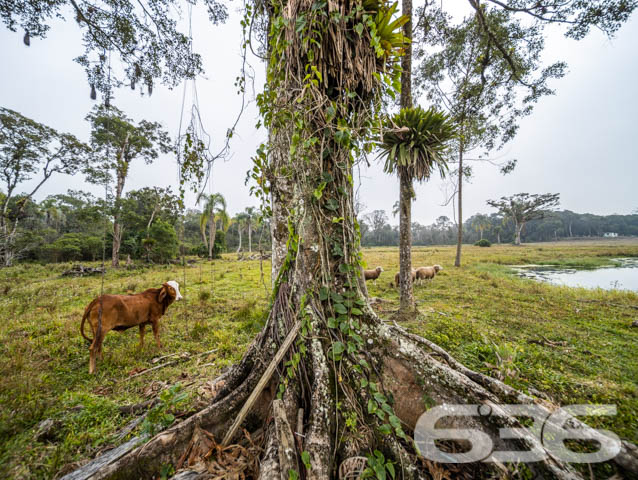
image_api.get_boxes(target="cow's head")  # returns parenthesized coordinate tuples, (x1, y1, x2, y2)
(376, 266, 384, 273)
(434, 265, 443, 273)
(159, 280, 183, 304)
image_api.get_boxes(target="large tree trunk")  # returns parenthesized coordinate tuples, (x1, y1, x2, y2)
(269, 128, 293, 284)
(200, 226, 208, 253)
(454, 147, 464, 267)
(248, 222, 252, 253)
(236, 225, 242, 253)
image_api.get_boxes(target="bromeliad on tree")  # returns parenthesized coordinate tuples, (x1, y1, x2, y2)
(379, 106, 456, 313)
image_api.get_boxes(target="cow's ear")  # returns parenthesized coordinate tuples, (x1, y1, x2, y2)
(158, 284, 168, 303)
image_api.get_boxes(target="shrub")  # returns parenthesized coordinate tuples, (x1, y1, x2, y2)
(42, 233, 83, 262)
(146, 220, 179, 263)
(212, 231, 226, 259)
(193, 231, 225, 259)
(474, 239, 492, 247)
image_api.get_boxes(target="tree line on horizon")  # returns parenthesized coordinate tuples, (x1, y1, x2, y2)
(359, 208, 638, 247)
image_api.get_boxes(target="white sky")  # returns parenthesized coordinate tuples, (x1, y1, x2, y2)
(0, 3, 637, 224)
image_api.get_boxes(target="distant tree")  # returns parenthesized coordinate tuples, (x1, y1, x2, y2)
(198, 192, 228, 259)
(0, 107, 90, 265)
(416, 7, 562, 267)
(234, 211, 249, 253)
(363, 210, 389, 245)
(473, 214, 491, 241)
(146, 219, 178, 263)
(43, 190, 106, 237)
(40, 200, 67, 233)
(244, 206, 257, 253)
(415, 0, 636, 266)
(379, 106, 456, 313)
(487, 193, 560, 245)
(86, 105, 171, 267)
(489, 212, 506, 244)
(122, 187, 179, 235)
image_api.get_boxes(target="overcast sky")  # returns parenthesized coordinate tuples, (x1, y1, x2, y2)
(1, 3, 636, 225)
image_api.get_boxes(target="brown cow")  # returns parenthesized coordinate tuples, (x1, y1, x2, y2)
(80, 280, 183, 374)
(415, 265, 443, 284)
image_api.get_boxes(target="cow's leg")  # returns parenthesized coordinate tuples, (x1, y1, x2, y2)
(93, 326, 104, 360)
(138, 324, 146, 348)
(152, 321, 161, 349)
(88, 318, 99, 374)
(96, 330, 104, 360)
(89, 337, 98, 374)
(89, 328, 103, 373)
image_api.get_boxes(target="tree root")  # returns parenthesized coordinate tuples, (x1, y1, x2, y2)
(258, 423, 281, 480)
(303, 310, 335, 479)
(388, 321, 638, 477)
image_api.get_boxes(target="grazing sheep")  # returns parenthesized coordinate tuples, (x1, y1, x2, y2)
(415, 265, 443, 284)
(363, 266, 384, 284)
(393, 269, 416, 288)
(80, 281, 183, 374)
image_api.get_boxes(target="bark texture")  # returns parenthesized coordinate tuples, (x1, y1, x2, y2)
(398, 170, 414, 313)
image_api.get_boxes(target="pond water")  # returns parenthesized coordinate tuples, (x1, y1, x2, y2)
(515, 258, 638, 292)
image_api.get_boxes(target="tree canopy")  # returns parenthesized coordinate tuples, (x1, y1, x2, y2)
(0, 0, 228, 98)
(488, 192, 560, 244)
(0, 107, 91, 264)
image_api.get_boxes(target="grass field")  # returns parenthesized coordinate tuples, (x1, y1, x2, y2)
(1, 239, 637, 479)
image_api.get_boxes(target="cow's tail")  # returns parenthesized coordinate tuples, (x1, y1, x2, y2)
(80, 300, 97, 343)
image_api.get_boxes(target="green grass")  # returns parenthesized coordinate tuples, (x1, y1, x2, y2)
(1, 239, 637, 478)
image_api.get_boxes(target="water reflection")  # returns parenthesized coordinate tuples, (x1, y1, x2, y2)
(515, 258, 638, 292)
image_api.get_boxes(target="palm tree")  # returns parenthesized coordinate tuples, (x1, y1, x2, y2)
(379, 106, 456, 313)
(198, 193, 227, 259)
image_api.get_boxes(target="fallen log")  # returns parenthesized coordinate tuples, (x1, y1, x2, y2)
(61, 265, 106, 277)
